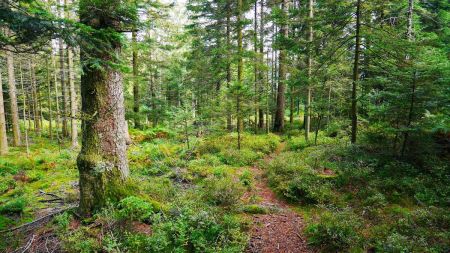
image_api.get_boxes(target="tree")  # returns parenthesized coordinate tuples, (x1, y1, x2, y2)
(77, 0, 135, 216)
(66, 0, 78, 148)
(351, 0, 361, 144)
(273, 0, 288, 132)
(305, 0, 314, 141)
(6, 51, 21, 146)
(0, 66, 8, 154)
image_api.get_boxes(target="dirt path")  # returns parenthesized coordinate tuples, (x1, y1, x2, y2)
(246, 143, 311, 253)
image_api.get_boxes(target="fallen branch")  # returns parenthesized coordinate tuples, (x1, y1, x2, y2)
(0, 205, 77, 234)
(11, 234, 35, 253)
(38, 190, 63, 200)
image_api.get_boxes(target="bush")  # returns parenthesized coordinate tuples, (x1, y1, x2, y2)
(220, 148, 262, 166)
(287, 136, 309, 151)
(285, 173, 333, 204)
(0, 197, 27, 214)
(203, 176, 244, 207)
(239, 169, 253, 188)
(305, 209, 363, 251)
(145, 205, 247, 252)
(118, 196, 154, 222)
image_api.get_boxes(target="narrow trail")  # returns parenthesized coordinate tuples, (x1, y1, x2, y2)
(246, 142, 311, 253)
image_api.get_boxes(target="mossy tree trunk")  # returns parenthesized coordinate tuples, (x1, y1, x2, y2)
(77, 0, 129, 216)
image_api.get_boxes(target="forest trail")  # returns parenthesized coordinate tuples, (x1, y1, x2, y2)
(246, 142, 311, 253)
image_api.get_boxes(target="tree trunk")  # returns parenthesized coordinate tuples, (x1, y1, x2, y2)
(66, 0, 78, 148)
(52, 54, 61, 139)
(273, 0, 288, 132)
(258, 0, 265, 130)
(19, 62, 29, 154)
(30, 59, 41, 134)
(132, 30, 141, 129)
(226, 0, 232, 131)
(401, 0, 415, 156)
(305, 0, 314, 141)
(47, 58, 53, 140)
(351, 0, 361, 144)
(77, 0, 130, 216)
(0, 67, 8, 154)
(237, 0, 243, 149)
(6, 51, 21, 146)
(67, 47, 78, 148)
(59, 0, 69, 137)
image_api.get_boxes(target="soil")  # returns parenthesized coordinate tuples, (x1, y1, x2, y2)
(246, 143, 311, 253)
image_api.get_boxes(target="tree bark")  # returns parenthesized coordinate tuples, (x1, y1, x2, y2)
(351, 0, 361, 144)
(132, 30, 141, 129)
(67, 47, 78, 148)
(47, 58, 53, 140)
(66, 0, 78, 148)
(6, 51, 21, 146)
(305, 0, 314, 141)
(258, 0, 265, 130)
(59, 0, 69, 137)
(19, 62, 29, 154)
(0, 67, 8, 154)
(273, 0, 288, 132)
(226, 0, 232, 131)
(77, 0, 130, 216)
(30, 59, 41, 134)
(237, 0, 243, 149)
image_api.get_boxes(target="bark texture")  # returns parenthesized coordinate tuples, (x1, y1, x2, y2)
(273, 0, 288, 132)
(351, 0, 361, 144)
(6, 51, 21, 146)
(77, 0, 129, 216)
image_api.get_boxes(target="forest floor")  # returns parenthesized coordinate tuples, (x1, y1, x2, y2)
(246, 143, 311, 253)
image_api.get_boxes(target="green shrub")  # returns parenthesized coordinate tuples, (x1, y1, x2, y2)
(146, 205, 247, 252)
(220, 148, 262, 166)
(54, 212, 72, 231)
(118, 196, 154, 222)
(285, 173, 333, 204)
(305, 209, 363, 251)
(241, 204, 269, 214)
(287, 136, 309, 151)
(0, 197, 27, 214)
(203, 176, 244, 207)
(239, 169, 253, 188)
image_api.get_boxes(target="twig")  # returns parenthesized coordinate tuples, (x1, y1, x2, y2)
(38, 190, 63, 200)
(11, 234, 35, 253)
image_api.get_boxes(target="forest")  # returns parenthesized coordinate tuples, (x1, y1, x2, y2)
(0, 0, 448, 252)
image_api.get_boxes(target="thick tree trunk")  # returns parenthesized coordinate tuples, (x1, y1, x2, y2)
(351, 0, 361, 144)
(77, 0, 129, 216)
(273, 0, 288, 132)
(6, 51, 21, 146)
(0, 67, 8, 154)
